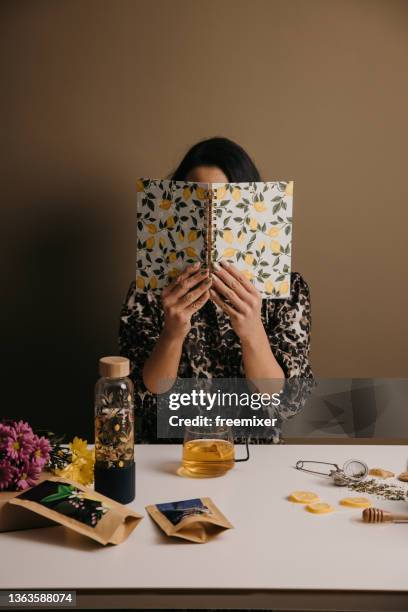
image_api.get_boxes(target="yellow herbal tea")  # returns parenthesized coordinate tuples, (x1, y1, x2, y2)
(182, 439, 235, 477)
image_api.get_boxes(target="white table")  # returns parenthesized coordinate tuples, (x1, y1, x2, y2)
(1, 444, 408, 610)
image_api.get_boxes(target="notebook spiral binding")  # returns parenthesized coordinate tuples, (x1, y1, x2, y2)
(206, 185, 217, 272)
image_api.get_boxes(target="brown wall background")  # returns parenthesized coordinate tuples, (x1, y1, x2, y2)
(1, 0, 407, 436)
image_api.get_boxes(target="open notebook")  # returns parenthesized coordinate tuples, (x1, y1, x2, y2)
(136, 178, 293, 298)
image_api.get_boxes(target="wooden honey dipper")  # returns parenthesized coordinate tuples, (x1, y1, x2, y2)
(362, 507, 408, 523)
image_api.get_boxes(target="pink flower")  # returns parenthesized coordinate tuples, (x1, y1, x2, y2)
(0, 423, 12, 451)
(13, 421, 34, 437)
(5, 428, 34, 461)
(32, 435, 51, 467)
(0, 459, 17, 490)
(15, 461, 41, 490)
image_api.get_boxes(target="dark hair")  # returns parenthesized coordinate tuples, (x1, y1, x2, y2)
(170, 137, 261, 182)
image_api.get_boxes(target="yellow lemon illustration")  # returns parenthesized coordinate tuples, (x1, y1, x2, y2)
(265, 280, 274, 294)
(166, 216, 175, 228)
(267, 226, 280, 237)
(145, 237, 155, 249)
(249, 218, 258, 231)
(306, 502, 334, 514)
(285, 181, 294, 196)
(178, 231, 184, 241)
(339, 497, 372, 509)
(216, 186, 226, 199)
(185, 247, 198, 258)
(222, 248, 237, 258)
(244, 253, 254, 266)
(258, 240, 265, 250)
(196, 187, 206, 200)
(167, 251, 177, 262)
(279, 281, 289, 295)
(160, 199, 172, 210)
(136, 276, 145, 289)
(232, 187, 241, 202)
(183, 187, 192, 200)
(254, 201, 267, 213)
(288, 490, 320, 504)
(223, 229, 233, 244)
(159, 236, 166, 248)
(238, 231, 245, 243)
(149, 276, 158, 289)
(271, 240, 280, 253)
(168, 268, 179, 279)
(147, 223, 157, 234)
(243, 269, 254, 280)
(136, 179, 144, 192)
(188, 230, 197, 242)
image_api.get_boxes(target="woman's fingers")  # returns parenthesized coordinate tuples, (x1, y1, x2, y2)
(209, 288, 237, 317)
(187, 289, 211, 314)
(219, 260, 258, 296)
(164, 263, 208, 304)
(180, 277, 212, 310)
(211, 270, 247, 312)
(212, 262, 249, 302)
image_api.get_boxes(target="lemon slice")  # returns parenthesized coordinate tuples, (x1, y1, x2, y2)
(306, 502, 334, 514)
(339, 497, 372, 508)
(288, 490, 320, 504)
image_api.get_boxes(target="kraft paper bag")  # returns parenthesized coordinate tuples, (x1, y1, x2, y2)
(146, 497, 233, 543)
(9, 477, 143, 545)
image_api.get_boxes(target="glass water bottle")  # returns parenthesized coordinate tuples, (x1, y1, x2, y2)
(94, 356, 135, 504)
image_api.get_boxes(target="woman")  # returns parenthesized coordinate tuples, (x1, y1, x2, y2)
(119, 137, 313, 442)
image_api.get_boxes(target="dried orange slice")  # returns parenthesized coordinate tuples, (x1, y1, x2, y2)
(340, 497, 372, 508)
(288, 490, 320, 504)
(306, 502, 334, 514)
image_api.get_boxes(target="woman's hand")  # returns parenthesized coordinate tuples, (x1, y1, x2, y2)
(162, 262, 211, 340)
(210, 261, 263, 342)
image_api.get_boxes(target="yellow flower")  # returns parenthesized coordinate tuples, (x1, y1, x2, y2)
(285, 181, 294, 196)
(243, 269, 254, 280)
(167, 251, 177, 262)
(54, 437, 95, 486)
(136, 276, 145, 289)
(244, 253, 254, 265)
(147, 223, 157, 234)
(185, 247, 198, 258)
(232, 187, 241, 201)
(159, 236, 166, 248)
(160, 199, 172, 210)
(196, 187, 206, 200)
(222, 248, 237, 258)
(145, 237, 155, 249)
(166, 216, 175, 228)
(279, 280, 290, 295)
(253, 200, 267, 213)
(149, 276, 158, 289)
(267, 226, 280, 237)
(265, 280, 274, 294)
(216, 186, 226, 199)
(178, 231, 184, 241)
(237, 231, 245, 243)
(188, 230, 197, 242)
(249, 218, 258, 231)
(136, 179, 144, 193)
(70, 437, 89, 458)
(183, 187, 192, 200)
(258, 240, 265, 250)
(223, 229, 233, 244)
(271, 240, 281, 254)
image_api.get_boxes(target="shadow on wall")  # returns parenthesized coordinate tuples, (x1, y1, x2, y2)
(1, 191, 123, 440)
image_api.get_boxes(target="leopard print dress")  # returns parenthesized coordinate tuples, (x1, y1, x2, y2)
(119, 272, 313, 443)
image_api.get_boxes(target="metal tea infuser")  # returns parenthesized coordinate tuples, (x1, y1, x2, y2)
(295, 458, 369, 486)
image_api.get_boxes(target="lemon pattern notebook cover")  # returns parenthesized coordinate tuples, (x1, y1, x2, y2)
(136, 178, 293, 298)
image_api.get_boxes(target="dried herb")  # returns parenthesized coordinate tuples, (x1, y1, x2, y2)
(347, 477, 408, 501)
